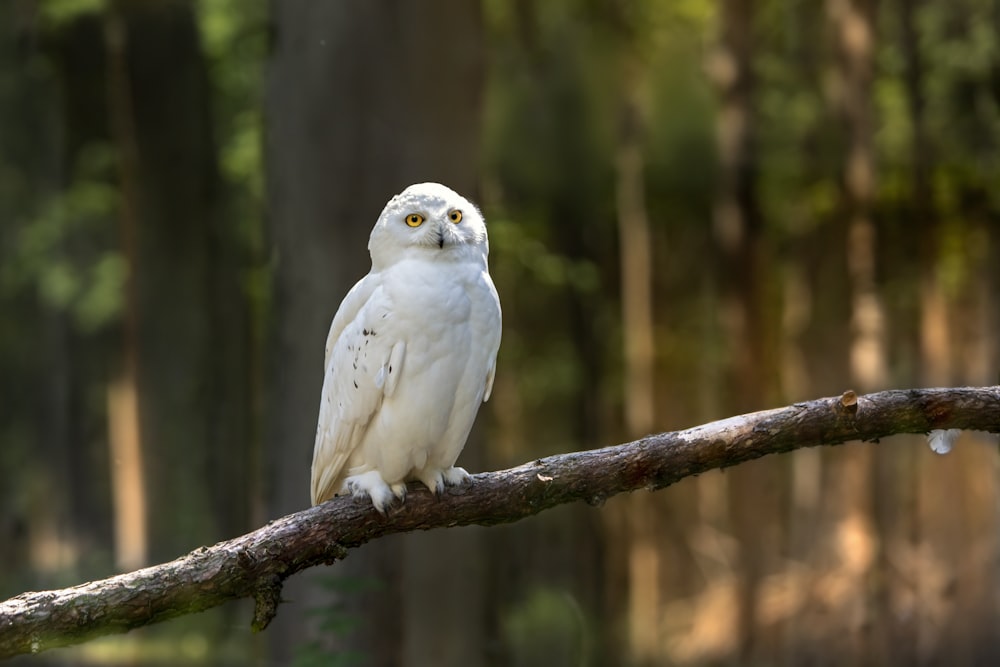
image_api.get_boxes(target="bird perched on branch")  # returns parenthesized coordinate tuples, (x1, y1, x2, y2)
(311, 182, 502, 512)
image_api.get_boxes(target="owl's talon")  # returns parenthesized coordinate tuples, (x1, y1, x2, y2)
(442, 466, 472, 487)
(417, 470, 445, 496)
(417, 466, 471, 496)
(344, 471, 395, 513)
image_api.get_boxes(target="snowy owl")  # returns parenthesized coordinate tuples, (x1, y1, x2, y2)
(310, 182, 502, 512)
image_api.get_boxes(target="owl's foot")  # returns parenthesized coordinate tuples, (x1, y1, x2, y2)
(417, 466, 472, 496)
(344, 471, 407, 514)
(443, 466, 472, 486)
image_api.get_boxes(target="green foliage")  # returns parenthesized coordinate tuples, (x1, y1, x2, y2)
(490, 218, 601, 292)
(38, 0, 105, 26)
(196, 0, 267, 231)
(502, 587, 591, 666)
(194, 0, 271, 348)
(3, 143, 123, 332)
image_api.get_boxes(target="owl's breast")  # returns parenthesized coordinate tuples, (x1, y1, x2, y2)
(382, 258, 488, 323)
(357, 258, 498, 468)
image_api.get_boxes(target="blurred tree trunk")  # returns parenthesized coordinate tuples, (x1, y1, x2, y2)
(828, 0, 885, 662)
(776, 8, 826, 654)
(616, 51, 654, 442)
(107, 1, 252, 565)
(709, 0, 773, 661)
(710, 0, 769, 411)
(104, 5, 148, 573)
(265, 2, 486, 665)
(903, 0, 952, 391)
(781, 8, 835, 656)
(898, 0, 929, 659)
(608, 4, 660, 662)
(831, 2, 885, 391)
(2, 8, 89, 586)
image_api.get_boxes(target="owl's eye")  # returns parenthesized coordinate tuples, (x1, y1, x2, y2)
(448, 209, 463, 224)
(405, 213, 425, 227)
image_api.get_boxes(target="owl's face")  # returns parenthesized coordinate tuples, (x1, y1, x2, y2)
(369, 183, 489, 269)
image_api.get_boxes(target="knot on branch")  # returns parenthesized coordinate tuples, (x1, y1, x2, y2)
(836, 389, 859, 417)
(323, 541, 349, 565)
(251, 575, 284, 633)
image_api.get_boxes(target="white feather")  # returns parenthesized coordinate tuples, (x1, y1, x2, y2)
(927, 429, 960, 455)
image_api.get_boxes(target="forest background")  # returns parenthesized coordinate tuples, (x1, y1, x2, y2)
(1, 0, 999, 665)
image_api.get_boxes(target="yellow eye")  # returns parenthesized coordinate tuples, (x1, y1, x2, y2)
(448, 209, 463, 224)
(405, 213, 425, 227)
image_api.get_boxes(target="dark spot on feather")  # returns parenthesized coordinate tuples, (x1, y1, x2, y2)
(388, 365, 392, 373)
(363, 328, 370, 336)
(353, 380, 358, 389)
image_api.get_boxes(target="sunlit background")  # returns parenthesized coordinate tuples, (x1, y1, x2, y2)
(2, 0, 999, 665)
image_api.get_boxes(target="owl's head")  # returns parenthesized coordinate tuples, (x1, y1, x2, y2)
(369, 183, 489, 269)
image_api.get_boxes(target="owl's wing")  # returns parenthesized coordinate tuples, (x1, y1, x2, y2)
(311, 274, 406, 505)
(483, 360, 497, 402)
(323, 276, 376, 368)
(480, 278, 502, 403)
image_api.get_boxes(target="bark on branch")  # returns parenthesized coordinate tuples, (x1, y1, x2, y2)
(3, 386, 999, 659)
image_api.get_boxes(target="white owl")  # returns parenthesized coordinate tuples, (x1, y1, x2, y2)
(310, 182, 502, 512)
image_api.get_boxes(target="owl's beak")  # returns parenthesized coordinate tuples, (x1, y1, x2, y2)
(437, 230, 445, 249)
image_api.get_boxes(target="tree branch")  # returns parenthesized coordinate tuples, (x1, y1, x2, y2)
(3, 387, 999, 659)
